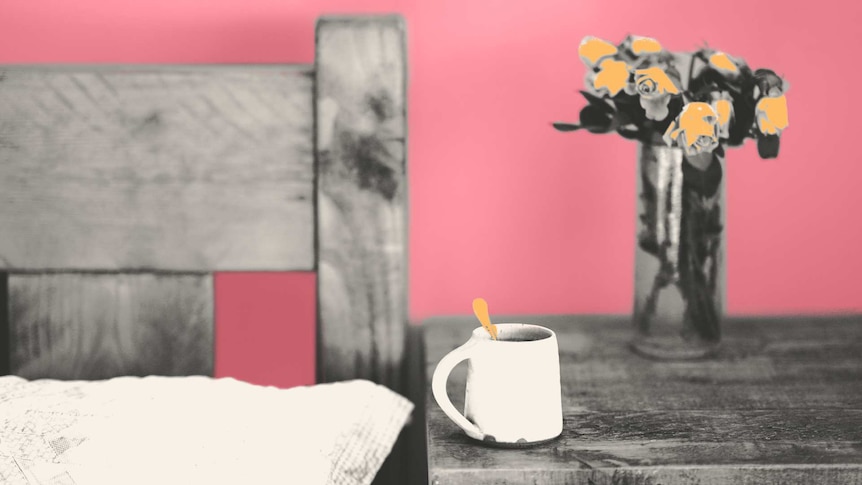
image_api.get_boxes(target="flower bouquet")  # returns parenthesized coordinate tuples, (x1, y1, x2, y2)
(554, 36, 789, 359)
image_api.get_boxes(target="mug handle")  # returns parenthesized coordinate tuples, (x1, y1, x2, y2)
(431, 339, 484, 440)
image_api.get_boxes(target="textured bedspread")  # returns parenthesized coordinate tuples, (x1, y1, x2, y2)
(0, 376, 412, 485)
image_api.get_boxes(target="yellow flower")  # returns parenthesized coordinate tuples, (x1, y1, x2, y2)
(755, 95, 788, 135)
(591, 58, 630, 96)
(710, 92, 734, 139)
(579, 36, 618, 68)
(663, 102, 720, 155)
(634, 67, 679, 97)
(631, 67, 680, 120)
(709, 52, 740, 77)
(631, 36, 662, 55)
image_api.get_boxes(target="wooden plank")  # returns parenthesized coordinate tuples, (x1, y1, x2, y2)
(424, 315, 862, 484)
(431, 466, 862, 485)
(0, 66, 314, 271)
(406, 325, 430, 485)
(427, 315, 862, 410)
(9, 273, 213, 379)
(315, 16, 408, 389)
(429, 410, 862, 466)
(0, 273, 7, 375)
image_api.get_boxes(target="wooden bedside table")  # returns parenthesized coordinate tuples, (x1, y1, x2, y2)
(424, 315, 862, 484)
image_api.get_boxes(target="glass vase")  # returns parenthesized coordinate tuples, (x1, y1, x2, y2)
(631, 143, 726, 359)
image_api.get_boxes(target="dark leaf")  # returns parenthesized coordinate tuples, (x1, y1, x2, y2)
(682, 153, 723, 198)
(580, 104, 614, 133)
(612, 92, 648, 125)
(728, 96, 756, 146)
(585, 125, 613, 134)
(690, 81, 722, 101)
(655, 96, 685, 133)
(618, 128, 640, 140)
(614, 108, 633, 125)
(727, 78, 757, 146)
(639, 238, 660, 257)
(552, 122, 582, 132)
(676, 188, 724, 342)
(579, 90, 615, 112)
(757, 134, 780, 159)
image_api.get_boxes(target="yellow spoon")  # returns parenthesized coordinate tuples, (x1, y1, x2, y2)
(472, 297, 498, 340)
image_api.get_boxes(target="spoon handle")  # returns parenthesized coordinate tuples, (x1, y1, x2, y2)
(472, 298, 498, 340)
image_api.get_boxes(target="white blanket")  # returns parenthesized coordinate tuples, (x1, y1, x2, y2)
(0, 376, 413, 485)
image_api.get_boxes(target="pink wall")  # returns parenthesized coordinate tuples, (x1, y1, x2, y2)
(2, 1, 860, 352)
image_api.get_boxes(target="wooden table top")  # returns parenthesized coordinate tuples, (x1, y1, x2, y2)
(423, 315, 862, 485)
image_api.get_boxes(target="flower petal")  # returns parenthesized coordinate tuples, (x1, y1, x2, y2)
(579, 36, 618, 67)
(665, 102, 720, 154)
(593, 58, 629, 96)
(635, 67, 680, 95)
(709, 52, 739, 76)
(631, 36, 662, 55)
(712, 98, 734, 138)
(755, 95, 789, 135)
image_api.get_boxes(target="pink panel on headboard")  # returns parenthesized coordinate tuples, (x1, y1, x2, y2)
(214, 273, 316, 389)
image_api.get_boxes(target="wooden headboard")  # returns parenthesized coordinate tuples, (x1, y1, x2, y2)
(0, 15, 408, 390)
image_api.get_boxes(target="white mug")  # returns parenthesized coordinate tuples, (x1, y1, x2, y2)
(432, 323, 563, 445)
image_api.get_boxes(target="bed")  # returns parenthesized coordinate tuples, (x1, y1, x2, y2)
(0, 14, 412, 485)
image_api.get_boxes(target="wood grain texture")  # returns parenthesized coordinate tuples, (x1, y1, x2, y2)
(0, 66, 314, 271)
(424, 315, 862, 485)
(315, 16, 408, 389)
(9, 273, 213, 379)
(0, 273, 8, 375)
